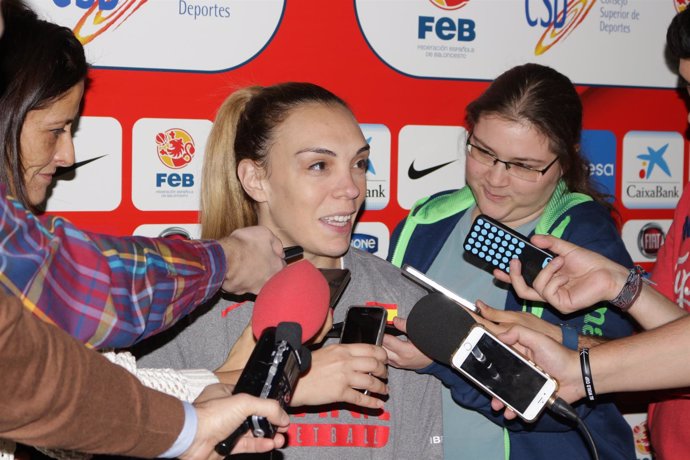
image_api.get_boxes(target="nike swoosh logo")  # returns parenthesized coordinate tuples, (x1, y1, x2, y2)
(55, 155, 107, 178)
(407, 159, 456, 180)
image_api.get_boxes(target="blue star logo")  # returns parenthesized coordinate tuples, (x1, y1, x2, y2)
(637, 143, 671, 179)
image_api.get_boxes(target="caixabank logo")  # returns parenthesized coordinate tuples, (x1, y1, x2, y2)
(361, 124, 391, 211)
(621, 131, 684, 209)
(132, 118, 211, 211)
(30, 0, 285, 71)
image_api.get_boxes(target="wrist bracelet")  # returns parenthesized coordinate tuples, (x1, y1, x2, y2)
(560, 324, 579, 351)
(610, 265, 646, 312)
(579, 348, 596, 402)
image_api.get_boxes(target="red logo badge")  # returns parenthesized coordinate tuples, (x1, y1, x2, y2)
(155, 128, 196, 169)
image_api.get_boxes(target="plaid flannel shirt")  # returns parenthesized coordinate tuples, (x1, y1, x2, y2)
(0, 186, 225, 348)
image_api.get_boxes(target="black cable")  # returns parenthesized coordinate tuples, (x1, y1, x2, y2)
(548, 397, 600, 460)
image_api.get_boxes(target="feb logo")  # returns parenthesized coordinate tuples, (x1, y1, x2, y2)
(637, 223, 666, 259)
(53, 0, 148, 45)
(428, 0, 471, 10)
(676, 0, 689, 13)
(528, 0, 595, 55)
(156, 128, 196, 169)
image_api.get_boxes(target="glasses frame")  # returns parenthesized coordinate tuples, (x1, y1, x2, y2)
(465, 133, 559, 182)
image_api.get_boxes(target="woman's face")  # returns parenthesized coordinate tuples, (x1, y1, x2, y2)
(246, 102, 369, 269)
(20, 81, 84, 207)
(466, 115, 562, 228)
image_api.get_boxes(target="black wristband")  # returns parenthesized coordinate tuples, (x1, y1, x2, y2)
(579, 348, 596, 402)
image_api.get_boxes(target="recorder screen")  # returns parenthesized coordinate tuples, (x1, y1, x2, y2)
(459, 334, 548, 413)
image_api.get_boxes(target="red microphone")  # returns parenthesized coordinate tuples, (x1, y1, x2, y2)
(215, 259, 330, 456)
(252, 259, 330, 343)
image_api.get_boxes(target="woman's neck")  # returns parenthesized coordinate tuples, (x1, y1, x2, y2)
(304, 253, 343, 269)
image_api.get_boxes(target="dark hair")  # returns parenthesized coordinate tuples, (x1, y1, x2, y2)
(465, 63, 608, 206)
(201, 82, 351, 239)
(0, 0, 88, 209)
(667, 8, 690, 60)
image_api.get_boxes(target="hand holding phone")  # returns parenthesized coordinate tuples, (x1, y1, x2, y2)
(340, 306, 387, 395)
(463, 214, 555, 287)
(450, 324, 557, 421)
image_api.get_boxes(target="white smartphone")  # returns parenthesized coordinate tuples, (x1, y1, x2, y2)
(401, 264, 480, 315)
(450, 324, 557, 422)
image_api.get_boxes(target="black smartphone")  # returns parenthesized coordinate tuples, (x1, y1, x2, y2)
(339, 305, 387, 346)
(283, 245, 303, 263)
(340, 305, 387, 395)
(463, 214, 555, 287)
(319, 268, 351, 309)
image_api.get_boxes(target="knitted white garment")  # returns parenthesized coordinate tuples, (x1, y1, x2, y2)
(1, 351, 219, 460)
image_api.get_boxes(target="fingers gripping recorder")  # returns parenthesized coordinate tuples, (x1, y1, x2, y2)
(215, 260, 330, 456)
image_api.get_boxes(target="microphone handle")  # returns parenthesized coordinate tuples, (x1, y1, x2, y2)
(214, 419, 250, 456)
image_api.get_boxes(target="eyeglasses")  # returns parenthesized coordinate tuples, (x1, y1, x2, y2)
(465, 133, 559, 182)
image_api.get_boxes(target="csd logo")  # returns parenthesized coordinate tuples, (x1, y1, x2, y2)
(53, 0, 117, 9)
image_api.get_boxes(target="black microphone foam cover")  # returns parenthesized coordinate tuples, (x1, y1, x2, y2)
(275, 322, 302, 350)
(407, 292, 477, 365)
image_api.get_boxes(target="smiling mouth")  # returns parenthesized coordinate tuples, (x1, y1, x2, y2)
(321, 215, 352, 227)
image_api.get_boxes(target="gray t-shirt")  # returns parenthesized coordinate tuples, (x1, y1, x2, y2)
(136, 248, 443, 460)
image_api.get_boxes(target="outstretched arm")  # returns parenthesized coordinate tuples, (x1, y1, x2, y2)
(493, 234, 685, 330)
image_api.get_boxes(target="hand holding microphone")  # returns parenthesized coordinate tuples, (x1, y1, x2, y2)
(214, 259, 330, 456)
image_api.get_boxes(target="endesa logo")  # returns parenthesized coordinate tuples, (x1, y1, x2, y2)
(525, 0, 595, 55)
(580, 130, 615, 198)
(419, 0, 475, 42)
(155, 128, 196, 188)
(53, 0, 147, 45)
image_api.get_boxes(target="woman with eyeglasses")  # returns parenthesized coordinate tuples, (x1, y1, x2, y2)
(386, 63, 636, 460)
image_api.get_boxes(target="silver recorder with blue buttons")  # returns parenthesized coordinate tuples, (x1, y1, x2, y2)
(463, 214, 555, 287)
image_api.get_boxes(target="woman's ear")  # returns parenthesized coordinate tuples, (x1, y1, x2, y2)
(237, 158, 268, 203)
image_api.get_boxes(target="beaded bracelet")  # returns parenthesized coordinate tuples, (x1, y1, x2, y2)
(579, 348, 596, 402)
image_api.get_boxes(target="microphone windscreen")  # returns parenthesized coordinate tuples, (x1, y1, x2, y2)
(252, 259, 330, 343)
(407, 293, 477, 365)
